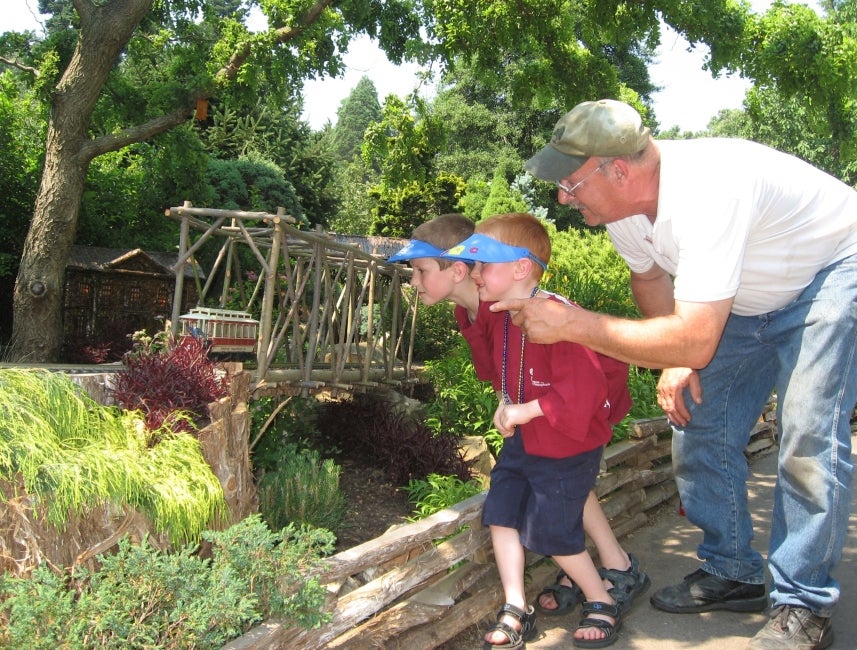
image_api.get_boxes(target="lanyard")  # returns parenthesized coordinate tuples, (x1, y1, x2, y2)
(501, 286, 539, 406)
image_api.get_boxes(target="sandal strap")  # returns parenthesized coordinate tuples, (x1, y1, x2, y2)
(487, 603, 537, 646)
(581, 600, 620, 618)
(598, 555, 640, 592)
(485, 620, 524, 646)
(498, 602, 528, 622)
(578, 616, 614, 632)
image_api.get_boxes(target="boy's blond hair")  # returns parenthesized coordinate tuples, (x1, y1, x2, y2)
(411, 214, 475, 269)
(476, 213, 551, 281)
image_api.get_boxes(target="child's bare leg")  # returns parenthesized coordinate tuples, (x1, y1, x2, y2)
(553, 551, 618, 644)
(485, 525, 529, 646)
(538, 491, 630, 611)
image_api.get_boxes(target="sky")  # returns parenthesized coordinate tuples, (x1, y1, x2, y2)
(5, 0, 814, 132)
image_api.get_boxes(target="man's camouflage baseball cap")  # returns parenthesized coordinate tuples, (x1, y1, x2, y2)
(525, 99, 651, 183)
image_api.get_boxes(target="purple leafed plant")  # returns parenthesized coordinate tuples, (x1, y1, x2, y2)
(113, 336, 228, 435)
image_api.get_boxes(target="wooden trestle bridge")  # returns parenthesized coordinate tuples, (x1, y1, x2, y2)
(165, 202, 419, 396)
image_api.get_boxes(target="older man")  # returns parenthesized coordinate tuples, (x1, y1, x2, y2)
(494, 98, 857, 650)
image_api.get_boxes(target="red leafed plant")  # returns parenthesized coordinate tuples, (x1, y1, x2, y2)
(112, 332, 228, 434)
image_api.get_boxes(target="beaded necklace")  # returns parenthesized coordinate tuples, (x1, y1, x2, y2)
(501, 286, 540, 406)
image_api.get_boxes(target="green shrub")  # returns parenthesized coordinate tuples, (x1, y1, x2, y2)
(249, 395, 320, 472)
(544, 228, 638, 318)
(0, 515, 334, 649)
(257, 446, 347, 532)
(408, 297, 462, 362)
(405, 473, 485, 521)
(421, 340, 504, 456)
(615, 365, 663, 438)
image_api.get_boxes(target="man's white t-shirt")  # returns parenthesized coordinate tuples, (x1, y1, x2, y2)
(605, 139, 857, 316)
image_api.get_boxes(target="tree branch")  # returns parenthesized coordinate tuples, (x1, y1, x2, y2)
(0, 56, 40, 77)
(215, 0, 335, 83)
(80, 103, 194, 161)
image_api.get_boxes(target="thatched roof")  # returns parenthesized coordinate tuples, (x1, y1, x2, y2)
(67, 245, 200, 279)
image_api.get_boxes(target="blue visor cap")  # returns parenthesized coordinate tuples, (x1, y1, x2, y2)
(442, 234, 547, 269)
(387, 239, 446, 263)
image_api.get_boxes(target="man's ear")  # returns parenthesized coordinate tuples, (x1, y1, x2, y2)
(610, 158, 628, 184)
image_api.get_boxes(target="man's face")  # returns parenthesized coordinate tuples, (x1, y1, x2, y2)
(408, 258, 457, 306)
(557, 158, 616, 227)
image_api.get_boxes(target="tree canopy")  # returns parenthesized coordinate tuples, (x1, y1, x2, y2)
(1, 0, 855, 360)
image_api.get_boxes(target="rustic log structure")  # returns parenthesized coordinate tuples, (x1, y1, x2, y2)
(165, 203, 417, 397)
(62, 245, 199, 360)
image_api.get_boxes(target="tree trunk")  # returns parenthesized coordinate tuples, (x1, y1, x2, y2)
(9, 0, 154, 362)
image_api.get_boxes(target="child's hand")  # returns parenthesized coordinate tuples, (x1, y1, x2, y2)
(494, 403, 516, 437)
(494, 401, 542, 436)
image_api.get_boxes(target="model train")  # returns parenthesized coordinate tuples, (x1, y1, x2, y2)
(178, 307, 259, 357)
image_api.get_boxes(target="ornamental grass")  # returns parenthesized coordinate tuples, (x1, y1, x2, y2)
(0, 368, 225, 546)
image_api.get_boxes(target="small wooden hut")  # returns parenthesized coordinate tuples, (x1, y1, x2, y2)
(62, 245, 200, 361)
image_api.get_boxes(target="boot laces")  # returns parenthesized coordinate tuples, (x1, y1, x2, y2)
(772, 605, 812, 637)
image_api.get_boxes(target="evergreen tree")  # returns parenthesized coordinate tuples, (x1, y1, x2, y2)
(329, 76, 382, 162)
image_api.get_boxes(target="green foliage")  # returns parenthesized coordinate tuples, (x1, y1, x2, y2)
(0, 368, 225, 545)
(257, 446, 347, 533)
(701, 108, 752, 139)
(363, 94, 466, 237)
(76, 126, 208, 251)
(405, 472, 484, 521)
(325, 158, 379, 234)
(408, 294, 461, 362)
(249, 395, 320, 472)
(363, 94, 444, 188)
(736, 3, 857, 176)
(479, 169, 529, 220)
(421, 340, 504, 457)
(615, 365, 662, 440)
(205, 154, 306, 225)
(199, 94, 338, 227)
(0, 71, 44, 280)
(329, 75, 382, 162)
(544, 227, 638, 318)
(369, 172, 466, 237)
(743, 85, 855, 182)
(0, 515, 335, 649)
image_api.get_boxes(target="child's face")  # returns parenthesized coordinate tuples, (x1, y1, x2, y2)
(408, 258, 458, 306)
(470, 261, 517, 302)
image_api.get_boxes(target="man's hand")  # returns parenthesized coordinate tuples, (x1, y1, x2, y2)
(490, 298, 576, 345)
(657, 367, 702, 427)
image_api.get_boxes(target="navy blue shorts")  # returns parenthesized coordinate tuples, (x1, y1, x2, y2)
(481, 433, 602, 557)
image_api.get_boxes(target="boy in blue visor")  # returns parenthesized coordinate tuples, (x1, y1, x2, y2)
(389, 213, 648, 647)
(441, 212, 631, 648)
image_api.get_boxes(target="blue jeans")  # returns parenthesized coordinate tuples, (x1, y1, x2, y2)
(673, 254, 857, 616)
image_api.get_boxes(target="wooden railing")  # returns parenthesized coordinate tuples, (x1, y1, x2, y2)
(165, 203, 418, 396)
